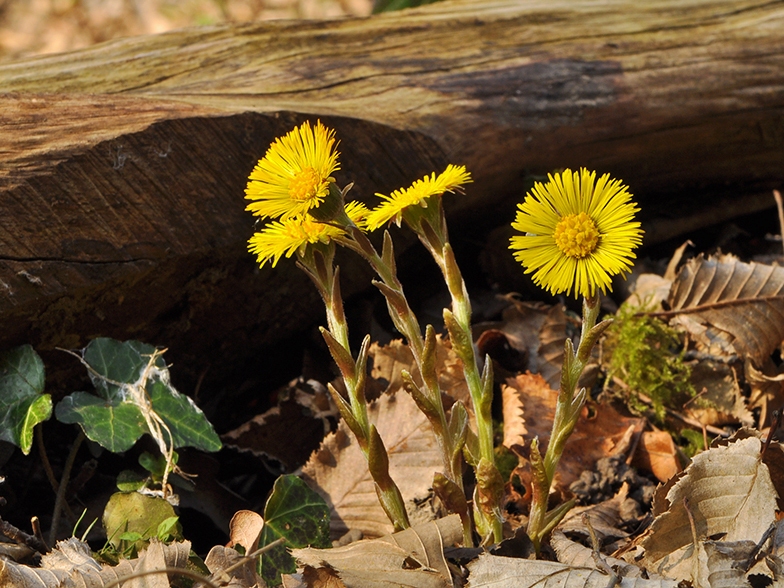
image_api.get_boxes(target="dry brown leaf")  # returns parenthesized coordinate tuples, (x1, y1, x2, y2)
(370, 337, 469, 405)
(747, 358, 784, 426)
(625, 274, 673, 311)
(536, 304, 569, 390)
(3, 538, 196, 588)
(556, 484, 629, 542)
(228, 510, 264, 554)
(641, 436, 777, 583)
(204, 545, 263, 588)
(222, 378, 336, 472)
(703, 540, 755, 588)
(466, 552, 679, 587)
(293, 515, 461, 588)
(550, 530, 657, 579)
(501, 382, 526, 450)
(474, 301, 550, 375)
(666, 253, 784, 365)
(301, 565, 346, 588)
(302, 391, 442, 540)
(630, 429, 680, 484)
(506, 373, 641, 490)
(687, 360, 752, 427)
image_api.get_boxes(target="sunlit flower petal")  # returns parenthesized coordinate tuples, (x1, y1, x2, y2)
(249, 201, 368, 268)
(366, 165, 472, 231)
(509, 168, 643, 298)
(245, 120, 340, 220)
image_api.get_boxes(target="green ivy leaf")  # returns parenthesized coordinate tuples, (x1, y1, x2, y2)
(0, 345, 52, 454)
(55, 338, 221, 453)
(258, 475, 330, 586)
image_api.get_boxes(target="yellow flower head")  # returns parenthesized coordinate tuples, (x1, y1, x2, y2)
(245, 120, 340, 220)
(249, 201, 368, 268)
(366, 164, 472, 231)
(509, 169, 643, 298)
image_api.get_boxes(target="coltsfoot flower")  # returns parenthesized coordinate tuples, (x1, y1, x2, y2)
(366, 164, 472, 230)
(249, 201, 368, 268)
(245, 120, 340, 221)
(509, 168, 643, 298)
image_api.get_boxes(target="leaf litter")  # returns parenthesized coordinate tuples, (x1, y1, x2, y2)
(9, 234, 784, 586)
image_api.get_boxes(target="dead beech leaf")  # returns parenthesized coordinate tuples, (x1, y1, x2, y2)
(502, 382, 526, 450)
(550, 530, 662, 580)
(293, 515, 461, 588)
(641, 436, 777, 582)
(466, 552, 679, 587)
(630, 429, 680, 483)
(556, 484, 629, 542)
(746, 358, 784, 426)
(536, 304, 569, 390)
(228, 509, 264, 554)
(370, 338, 469, 405)
(688, 360, 752, 427)
(222, 378, 336, 472)
(703, 540, 755, 588)
(205, 545, 263, 588)
(302, 391, 442, 540)
(665, 253, 784, 365)
(506, 373, 641, 490)
(626, 275, 673, 312)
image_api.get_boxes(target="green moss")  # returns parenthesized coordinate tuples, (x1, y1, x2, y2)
(603, 303, 694, 423)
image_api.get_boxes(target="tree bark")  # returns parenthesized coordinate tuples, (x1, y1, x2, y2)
(1, 0, 783, 413)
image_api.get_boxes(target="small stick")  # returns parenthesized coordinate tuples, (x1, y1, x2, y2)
(774, 190, 784, 257)
(0, 515, 48, 554)
(762, 409, 782, 458)
(48, 430, 84, 546)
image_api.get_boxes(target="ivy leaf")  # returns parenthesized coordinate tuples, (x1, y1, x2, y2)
(55, 338, 221, 453)
(0, 345, 52, 454)
(258, 475, 330, 586)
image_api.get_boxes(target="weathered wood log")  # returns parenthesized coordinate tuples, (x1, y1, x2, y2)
(1, 0, 783, 412)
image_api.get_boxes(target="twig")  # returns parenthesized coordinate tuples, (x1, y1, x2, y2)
(774, 190, 784, 257)
(762, 409, 782, 458)
(30, 516, 48, 552)
(0, 514, 48, 554)
(48, 430, 84, 546)
(35, 425, 59, 493)
(35, 425, 77, 524)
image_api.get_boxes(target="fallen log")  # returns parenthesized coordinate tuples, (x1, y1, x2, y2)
(1, 0, 783, 415)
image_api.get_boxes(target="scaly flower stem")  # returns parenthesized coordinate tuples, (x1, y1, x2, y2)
(345, 228, 473, 545)
(527, 292, 611, 552)
(298, 245, 410, 531)
(414, 210, 502, 543)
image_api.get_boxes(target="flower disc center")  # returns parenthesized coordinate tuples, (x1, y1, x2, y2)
(288, 167, 321, 202)
(554, 212, 599, 258)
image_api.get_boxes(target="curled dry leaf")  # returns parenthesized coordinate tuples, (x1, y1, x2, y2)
(228, 509, 264, 554)
(665, 253, 784, 365)
(630, 429, 680, 484)
(301, 391, 442, 540)
(556, 483, 629, 542)
(293, 514, 462, 588)
(205, 545, 264, 588)
(2, 537, 195, 588)
(687, 360, 752, 427)
(641, 436, 777, 583)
